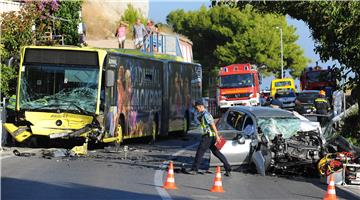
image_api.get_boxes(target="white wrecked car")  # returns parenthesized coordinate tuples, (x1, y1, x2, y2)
(212, 106, 324, 176)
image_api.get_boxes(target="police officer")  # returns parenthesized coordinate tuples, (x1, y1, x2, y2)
(189, 99, 231, 176)
(314, 90, 331, 126)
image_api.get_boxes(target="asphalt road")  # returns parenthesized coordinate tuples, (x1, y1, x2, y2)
(1, 130, 359, 200)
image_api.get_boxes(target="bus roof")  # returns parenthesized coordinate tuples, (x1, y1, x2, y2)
(105, 48, 184, 62)
(22, 46, 185, 62)
(23, 45, 107, 53)
(271, 78, 295, 82)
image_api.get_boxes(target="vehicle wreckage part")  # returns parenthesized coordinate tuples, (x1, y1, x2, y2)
(318, 152, 355, 176)
(4, 123, 32, 142)
(71, 139, 88, 155)
(101, 125, 123, 143)
(49, 125, 92, 139)
(252, 150, 266, 176)
(267, 131, 322, 173)
(344, 163, 360, 185)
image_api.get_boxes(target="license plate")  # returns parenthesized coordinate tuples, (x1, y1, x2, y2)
(356, 172, 360, 180)
(306, 109, 311, 113)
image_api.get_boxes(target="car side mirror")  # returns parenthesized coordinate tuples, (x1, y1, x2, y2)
(234, 134, 245, 144)
(237, 136, 245, 144)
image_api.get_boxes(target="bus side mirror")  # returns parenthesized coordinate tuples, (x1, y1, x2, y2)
(7, 56, 19, 68)
(105, 70, 115, 87)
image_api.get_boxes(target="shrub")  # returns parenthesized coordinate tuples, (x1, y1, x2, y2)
(341, 105, 360, 146)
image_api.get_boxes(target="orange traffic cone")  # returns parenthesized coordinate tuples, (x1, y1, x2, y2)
(323, 174, 338, 200)
(210, 166, 225, 192)
(163, 161, 177, 189)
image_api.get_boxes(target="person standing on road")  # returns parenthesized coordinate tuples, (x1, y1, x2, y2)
(145, 20, 155, 52)
(332, 90, 344, 117)
(133, 18, 147, 49)
(270, 93, 283, 109)
(78, 21, 87, 46)
(314, 90, 331, 126)
(189, 99, 232, 176)
(116, 21, 128, 49)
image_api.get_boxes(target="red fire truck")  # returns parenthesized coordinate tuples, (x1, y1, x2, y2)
(300, 66, 336, 93)
(216, 63, 261, 110)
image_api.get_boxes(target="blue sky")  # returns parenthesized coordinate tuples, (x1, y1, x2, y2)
(148, 0, 338, 90)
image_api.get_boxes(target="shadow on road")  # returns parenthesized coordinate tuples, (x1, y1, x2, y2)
(1, 177, 192, 200)
(274, 175, 360, 200)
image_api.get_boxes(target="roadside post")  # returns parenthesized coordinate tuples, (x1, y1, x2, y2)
(0, 97, 7, 151)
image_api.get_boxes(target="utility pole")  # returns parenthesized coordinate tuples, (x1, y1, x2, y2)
(276, 26, 284, 79)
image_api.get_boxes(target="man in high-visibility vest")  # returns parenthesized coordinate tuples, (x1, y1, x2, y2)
(314, 90, 331, 126)
(188, 99, 231, 176)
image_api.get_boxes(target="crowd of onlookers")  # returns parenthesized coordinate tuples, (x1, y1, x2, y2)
(115, 18, 159, 50)
(77, 18, 160, 50)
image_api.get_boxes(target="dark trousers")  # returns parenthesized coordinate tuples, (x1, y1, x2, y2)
(317, 110, 328, 126)
(191, 135, 231, 172)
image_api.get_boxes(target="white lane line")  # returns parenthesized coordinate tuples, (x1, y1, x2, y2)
(0, 155, 12, 160)
(154, 142, 199, 200)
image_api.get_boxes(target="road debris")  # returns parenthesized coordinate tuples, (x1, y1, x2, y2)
(41, 148, 70, 159)
(13, 149, 36, 157)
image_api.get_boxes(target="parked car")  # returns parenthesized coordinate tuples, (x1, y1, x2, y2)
(260, 90, 271, 106)
(276, 90, 297, 110)
(212, 106, 324, 176)
(295, 90, 320, 114)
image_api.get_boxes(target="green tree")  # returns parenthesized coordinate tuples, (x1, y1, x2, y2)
(120, 4, 147, 26)
(215, 1, 360, 114)
(0, 3, 39, 97)
(0, 1, 83, 97)
(54, 1, 83, 45)
(167, 5, 309, 91)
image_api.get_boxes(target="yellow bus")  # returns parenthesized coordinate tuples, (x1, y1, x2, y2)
(4, 46, 201, 149)
(270, 78, 297, 97)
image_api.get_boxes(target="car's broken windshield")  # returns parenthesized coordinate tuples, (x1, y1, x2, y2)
(257, 117, 301, 140)
(19, 64, 99, 113)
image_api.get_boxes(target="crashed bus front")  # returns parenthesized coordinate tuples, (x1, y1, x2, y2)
(4, 46, 111, 144)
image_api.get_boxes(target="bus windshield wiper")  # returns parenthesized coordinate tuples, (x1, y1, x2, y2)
(65, 101, 90, 116)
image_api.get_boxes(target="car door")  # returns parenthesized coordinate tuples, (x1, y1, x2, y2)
(210, 110, 252, 167)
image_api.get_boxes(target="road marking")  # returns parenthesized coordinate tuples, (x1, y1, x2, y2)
(154, 140, 199, 200)
(0, 155, 12, 160)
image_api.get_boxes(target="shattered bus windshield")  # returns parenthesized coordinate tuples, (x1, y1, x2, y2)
(20, 64, 99, 113)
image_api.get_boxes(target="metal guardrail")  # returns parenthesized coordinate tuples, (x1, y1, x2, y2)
(143, 33, 183, 58)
